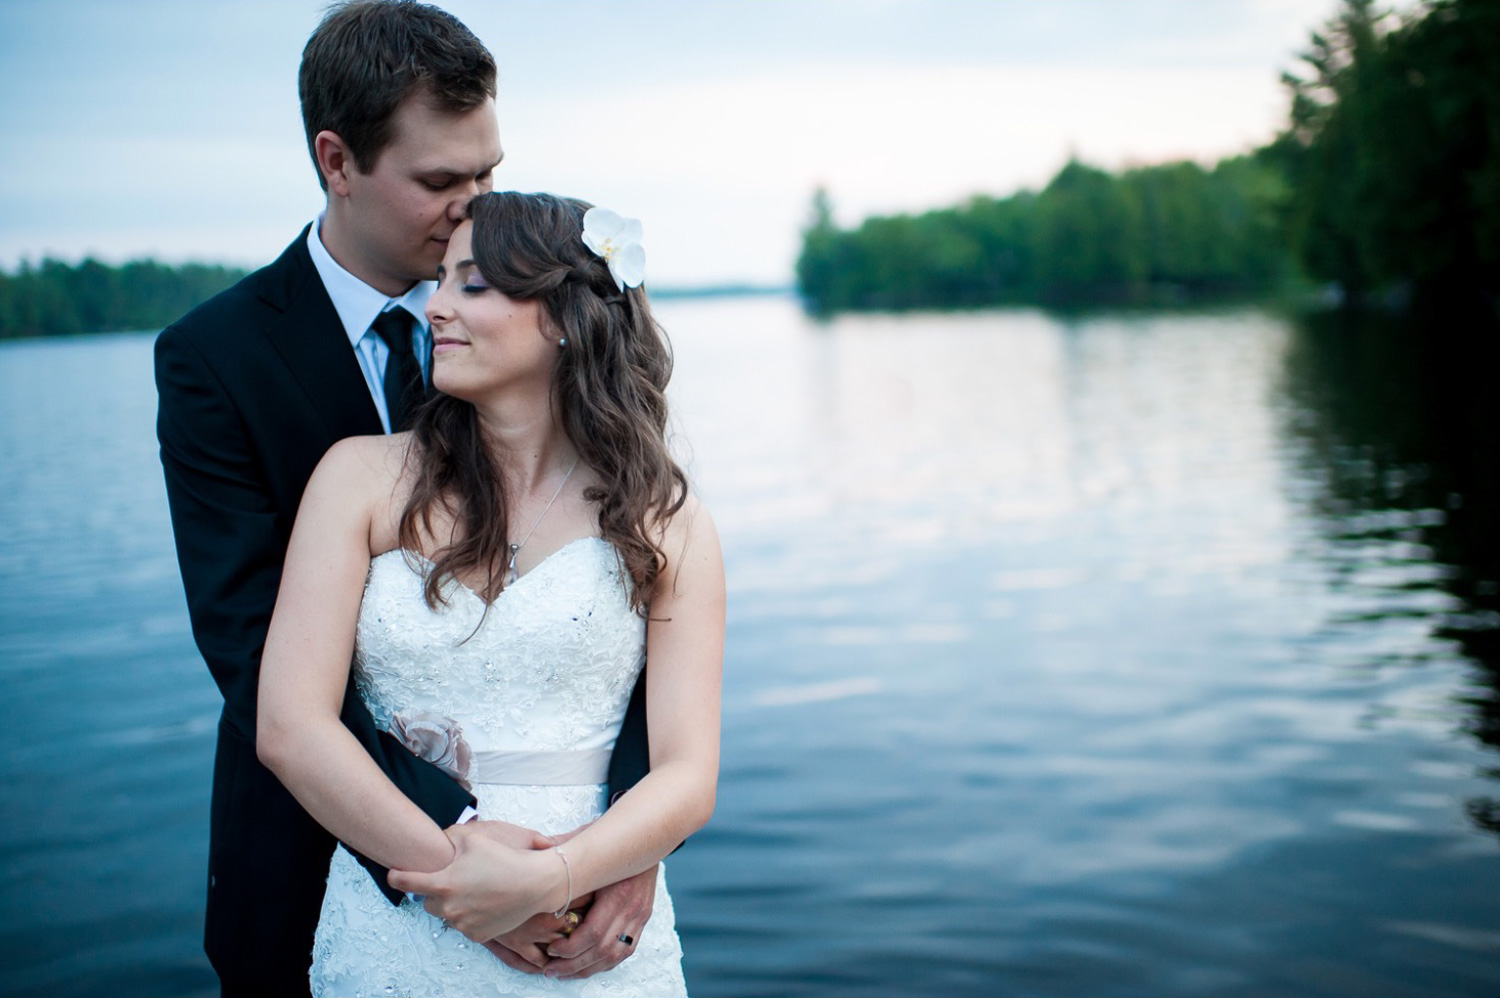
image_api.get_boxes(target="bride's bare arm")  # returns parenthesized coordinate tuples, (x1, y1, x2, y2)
(564, 494, 724, 883)
(389, 495, 724, 939)
(257, 436, 456, 875)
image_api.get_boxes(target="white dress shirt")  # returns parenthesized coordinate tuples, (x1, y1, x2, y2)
(306, 219, 435, 434)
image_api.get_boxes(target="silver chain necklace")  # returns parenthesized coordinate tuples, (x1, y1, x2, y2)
(504, 457, 580, 585)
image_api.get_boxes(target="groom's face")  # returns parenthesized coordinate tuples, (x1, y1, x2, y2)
(342, 93, 502, 291)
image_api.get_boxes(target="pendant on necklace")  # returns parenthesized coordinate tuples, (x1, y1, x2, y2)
(502, 458, 579, 589)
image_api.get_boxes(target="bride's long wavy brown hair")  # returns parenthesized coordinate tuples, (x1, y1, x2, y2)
(398, 191, 687, 615)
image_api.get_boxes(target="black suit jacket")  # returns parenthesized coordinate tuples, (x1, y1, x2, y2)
(155, 227, 650, 996)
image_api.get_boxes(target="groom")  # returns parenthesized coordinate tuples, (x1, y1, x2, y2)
(156, 2, 656, 994)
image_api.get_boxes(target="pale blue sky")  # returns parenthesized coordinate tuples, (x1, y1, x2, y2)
(0, 0, 1345, 285)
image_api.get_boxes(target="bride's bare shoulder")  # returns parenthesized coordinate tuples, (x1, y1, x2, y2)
(659, 491, 722, 574)
(311, 433, 413, 498)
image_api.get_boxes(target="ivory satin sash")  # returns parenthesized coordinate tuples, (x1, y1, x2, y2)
(467, 748, 612, 786)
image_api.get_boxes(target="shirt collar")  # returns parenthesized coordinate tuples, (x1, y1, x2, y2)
(307, 216, 434, 347)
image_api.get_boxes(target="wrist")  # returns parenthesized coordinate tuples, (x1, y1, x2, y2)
(549, 845, 574, 918)
(420, 826, 456, 871)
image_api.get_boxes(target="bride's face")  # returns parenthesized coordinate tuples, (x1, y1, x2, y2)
(426, 221, 557, 403)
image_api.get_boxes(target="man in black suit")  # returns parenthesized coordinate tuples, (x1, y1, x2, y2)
(156, 3, 654, 994)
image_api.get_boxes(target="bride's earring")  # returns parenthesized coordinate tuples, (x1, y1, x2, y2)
(558, 337, 568, 348)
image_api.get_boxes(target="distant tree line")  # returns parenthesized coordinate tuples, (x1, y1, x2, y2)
(799, 0, 1499, 314)
(0, 258, 246, 340)
(798, 155, 1290, 313)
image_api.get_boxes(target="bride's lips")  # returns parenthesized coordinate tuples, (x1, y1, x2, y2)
(432, 337, 468, 354)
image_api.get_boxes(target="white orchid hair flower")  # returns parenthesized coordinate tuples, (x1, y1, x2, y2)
(581, 206, 646, 292)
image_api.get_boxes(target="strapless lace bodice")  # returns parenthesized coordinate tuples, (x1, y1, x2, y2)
(310, 539, 687, 997)
(354, 539, 645, 758)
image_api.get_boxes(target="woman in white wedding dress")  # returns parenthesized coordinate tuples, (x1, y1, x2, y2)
(257, 191, 723, 997)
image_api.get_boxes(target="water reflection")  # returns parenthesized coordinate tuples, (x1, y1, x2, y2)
(1278, 305, 1500, 836)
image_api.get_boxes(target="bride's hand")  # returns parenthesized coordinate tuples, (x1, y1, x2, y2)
(388, 823, 565, 943)
(444, 820, 566, 973)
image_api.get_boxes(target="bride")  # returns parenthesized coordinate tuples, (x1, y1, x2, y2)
(257, 190, 723, 996)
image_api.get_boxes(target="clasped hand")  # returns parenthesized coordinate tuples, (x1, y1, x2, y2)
(387, 820, 657, 979)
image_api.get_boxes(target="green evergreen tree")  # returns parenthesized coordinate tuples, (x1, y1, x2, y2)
(1276, 0, 1500, 303)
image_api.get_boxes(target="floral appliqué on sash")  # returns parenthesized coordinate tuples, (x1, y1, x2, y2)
(389, 710, 473, 790)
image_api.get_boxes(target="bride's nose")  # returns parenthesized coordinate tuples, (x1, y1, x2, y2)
(426, 287, 450, 327)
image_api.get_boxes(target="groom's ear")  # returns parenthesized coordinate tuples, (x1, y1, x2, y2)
(314, 130, 356, 198)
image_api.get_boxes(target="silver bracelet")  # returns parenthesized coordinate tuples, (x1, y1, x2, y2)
(551, 846, 574, 919)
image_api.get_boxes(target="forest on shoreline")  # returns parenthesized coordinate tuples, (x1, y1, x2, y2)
(0, 258, 247, 341)
(798, 0, 1498, 315)
(797, 155, 1290, 313)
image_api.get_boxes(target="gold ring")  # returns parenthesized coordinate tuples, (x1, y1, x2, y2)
(560, 910, 581, 935)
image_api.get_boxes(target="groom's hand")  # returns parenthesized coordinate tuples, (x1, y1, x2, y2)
(481, 914, 565, 974)
(542, 864, 657, 979)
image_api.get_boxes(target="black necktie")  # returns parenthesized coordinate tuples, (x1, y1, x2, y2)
(371, 309, 423, 432)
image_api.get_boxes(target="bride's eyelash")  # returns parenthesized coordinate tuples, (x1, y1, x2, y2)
(461, 282, 488, 295)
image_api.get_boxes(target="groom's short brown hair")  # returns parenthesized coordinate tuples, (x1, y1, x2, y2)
(299, 0, 497, 190)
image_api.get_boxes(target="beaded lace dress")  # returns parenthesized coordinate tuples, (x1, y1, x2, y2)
(309, 538, 687, 997)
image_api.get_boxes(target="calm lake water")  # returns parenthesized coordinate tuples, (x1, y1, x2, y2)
(1, 297, 1497, 997)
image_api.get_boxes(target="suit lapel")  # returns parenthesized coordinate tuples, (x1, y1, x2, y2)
(257, 228, 384, 441)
